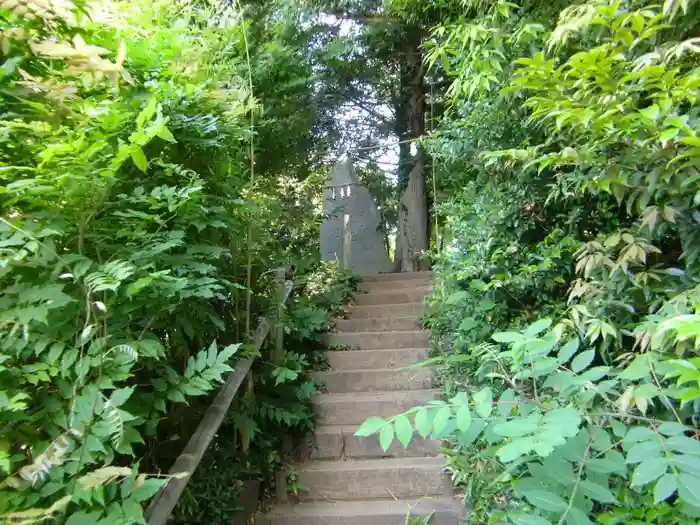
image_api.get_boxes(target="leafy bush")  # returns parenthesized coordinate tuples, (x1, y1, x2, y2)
(358, 0, 700, 523)
(171, 263, 357, 525)
(0, 0, 326, 522)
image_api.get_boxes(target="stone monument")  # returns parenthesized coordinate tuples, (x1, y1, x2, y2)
(320, 160, 393, 275)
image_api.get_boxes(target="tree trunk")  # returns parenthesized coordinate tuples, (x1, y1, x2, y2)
(395, 32, 430, 272)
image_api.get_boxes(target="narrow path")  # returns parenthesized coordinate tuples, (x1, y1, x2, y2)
(261, 272, 462, 524)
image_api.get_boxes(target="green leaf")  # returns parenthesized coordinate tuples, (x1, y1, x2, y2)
(66, 511, 103, 525)
(497, 438, 533, 463)
(379, 423, 394, 452)
(566, 507, 593, 525)
(671, 454, 700, 476)
(131, 146, 148, 173)
(456, 403, 472, 432)
(494, 418, 539, 438)
(195, 349, 207, 372)
(658, 422, 688, 436)
(624, 426, 655, 445)
(206, 340, 218, 367)
(156, 125, 176, 142)
(587, 451, 627, 475)
(109, 387, 135, 408)
(557, 338, 579, 364)
(678, 473, 700, 507)
(524, 319, 552, 337)
(130, 478, 166, 502)
(680, 136, 700, 147)
(432, 406, 452, 437)
(578, 479, 617, 503)
(522, 489, 568, 512)
(459, 317, 478, 332)
(121, 497, 144, 521)
(631, 457, 668, 487)
(619, 354, 651, 380)
(492, 331, 524, 344)
(654, 473, 677, 503)
(394, 414, 413, 448)
(414, 407, 433, 439)
(639, 104, 659, 121)
(498, 389, 516, 418)
(355, 417, 386, 437)
(626, 440, 663, 464)
(571, 350, 595, 373)
(473, 387, 493, 418)
(510, 513, 552, 525)
(666, 435, 700, 456)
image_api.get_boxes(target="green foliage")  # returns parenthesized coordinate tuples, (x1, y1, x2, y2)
(0, 0, 331, 522)
(171, 263, 356, 525)
(361, 0, 700, 523)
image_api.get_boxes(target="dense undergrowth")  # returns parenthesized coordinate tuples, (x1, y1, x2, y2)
(0, 0, 343, 523)
(358, 0, 700, 523)
(171, 265, 357, 525)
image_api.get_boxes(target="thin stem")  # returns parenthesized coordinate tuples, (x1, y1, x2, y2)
(235, 0, 255, 341)
(650, 362, 683, 424)
(557, 436, 594, 525)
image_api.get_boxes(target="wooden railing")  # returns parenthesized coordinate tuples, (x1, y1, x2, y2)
(145, 269, 294, 525)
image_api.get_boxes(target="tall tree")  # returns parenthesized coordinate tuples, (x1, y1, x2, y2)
(284, 0, 442, 270)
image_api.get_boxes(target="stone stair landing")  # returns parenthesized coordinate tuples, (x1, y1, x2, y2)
(260, 272, 463, 525)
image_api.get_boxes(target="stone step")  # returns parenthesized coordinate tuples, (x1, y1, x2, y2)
(334, 316, 420, 333)
(348, 302, 424, 319)
(314, 389, 439, 426)
(354, 288, 430, 306)
(260, 497, 463, 525)
(358, 278, 432, 293)
(362, 272, 433, 282)
(312, 425, 442, 460)
(312, 367, 433, 393)
(287, 457, 452, 502)
(324, 331, 429, 350)
(327, 348, 428, 371)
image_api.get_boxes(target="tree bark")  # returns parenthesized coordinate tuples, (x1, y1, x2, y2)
(395, 31, 430, 272)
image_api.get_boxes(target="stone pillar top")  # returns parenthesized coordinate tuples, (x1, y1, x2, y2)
(325, 159, 360, 188)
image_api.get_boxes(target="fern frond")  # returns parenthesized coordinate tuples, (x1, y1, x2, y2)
(110, 344, 138, 362)
(19, 432, 76, 485)
(103, 400, 124, 447)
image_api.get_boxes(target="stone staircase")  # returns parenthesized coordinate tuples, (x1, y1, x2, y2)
(260, 272, 463, 525)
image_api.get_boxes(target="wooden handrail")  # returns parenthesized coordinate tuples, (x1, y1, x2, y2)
(145, 276, 294, 525)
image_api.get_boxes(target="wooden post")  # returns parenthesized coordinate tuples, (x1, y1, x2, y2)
(342, 213, 351, 270)
(272, 266, 285, 363)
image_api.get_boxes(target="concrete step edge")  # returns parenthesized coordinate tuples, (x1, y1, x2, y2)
(315, 366, 430, 375)
(327, 330, 427, 337)
(296, 455, 446, 472)
(261, 497, 462, 518)
(314, 388, 440, 403)
(362, 272, 433, 282)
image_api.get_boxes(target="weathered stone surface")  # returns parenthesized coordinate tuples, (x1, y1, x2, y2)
(361, 271, 432, 282)
(353, 287, 431, 306)
(312, 367, 432, 393)
(258, 497, 464, 525)
(290, 457, 453, 501)
(324, 330, 429, 350)
(347, 302, 423, 319)
(357, 278, 432, 292)
(326, 348, 427, 370)
(314, 389, 440, 425)
(311, 425, 442, 460)
(333, 316, 420, 333)
(261, 273, 456, 524)
(320, 161, 392, 275)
